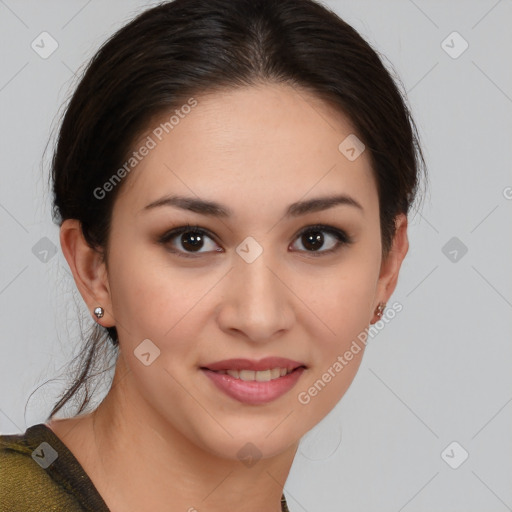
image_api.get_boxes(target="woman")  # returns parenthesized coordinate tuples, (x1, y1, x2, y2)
(0, 0, 426, 510)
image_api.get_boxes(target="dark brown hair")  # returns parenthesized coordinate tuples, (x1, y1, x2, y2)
(44, 0, 427, 420)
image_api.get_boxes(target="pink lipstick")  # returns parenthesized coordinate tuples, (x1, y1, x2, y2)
(200, 357, 307, 405)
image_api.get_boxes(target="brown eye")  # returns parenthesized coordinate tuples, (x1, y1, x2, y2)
(158, 223, 353, 259)
(179, 231, 206, 252)
(158, 225, 222, 258)
(290, 224, 353, 256)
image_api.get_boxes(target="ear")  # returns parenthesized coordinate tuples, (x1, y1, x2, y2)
(59, 219, 115, 327)
(370, 213, 409, 324)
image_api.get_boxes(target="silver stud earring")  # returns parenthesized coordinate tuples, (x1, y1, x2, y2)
(93, 306, 104, 319)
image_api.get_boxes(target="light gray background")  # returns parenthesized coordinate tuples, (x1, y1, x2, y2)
(1, 1, 511, 511)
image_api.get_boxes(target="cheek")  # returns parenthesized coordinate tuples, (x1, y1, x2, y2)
(302, 248, 380, 335)
(295, 254, 379, 412)
(107, 253, 232, 377)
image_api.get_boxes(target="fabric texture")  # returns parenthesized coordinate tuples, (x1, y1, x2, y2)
(0, 423, 290, 511)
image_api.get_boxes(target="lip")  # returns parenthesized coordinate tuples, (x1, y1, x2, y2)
(201, 366, 306, 405)
(201, 357, 306, 372)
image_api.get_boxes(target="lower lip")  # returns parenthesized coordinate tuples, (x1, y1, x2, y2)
(201, 367, 306, 405)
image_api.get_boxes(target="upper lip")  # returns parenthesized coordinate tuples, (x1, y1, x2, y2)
(201, 357, 307, 372)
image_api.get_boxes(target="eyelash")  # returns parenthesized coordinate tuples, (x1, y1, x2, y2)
(157, 223, 354, 259)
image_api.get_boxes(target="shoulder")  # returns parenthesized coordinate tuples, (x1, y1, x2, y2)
(0, 426, 83, 511)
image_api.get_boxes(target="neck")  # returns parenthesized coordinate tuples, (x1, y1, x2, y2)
(51, 359, 296, 512)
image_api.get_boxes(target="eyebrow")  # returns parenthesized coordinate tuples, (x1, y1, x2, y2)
(141, 193, 363, 218)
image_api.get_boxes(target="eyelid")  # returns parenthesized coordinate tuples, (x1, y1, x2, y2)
(294, 223, 353, 243)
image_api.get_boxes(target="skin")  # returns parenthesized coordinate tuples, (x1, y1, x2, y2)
(47, 83, 408, 512)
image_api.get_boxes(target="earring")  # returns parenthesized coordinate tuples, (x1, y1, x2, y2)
(93, 306, 104, 319)
(375, 302, 386, 318)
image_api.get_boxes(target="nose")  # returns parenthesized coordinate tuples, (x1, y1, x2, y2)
(216, 249, 295, 343)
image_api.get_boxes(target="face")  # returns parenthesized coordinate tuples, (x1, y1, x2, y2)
(90, 83, 401, 460)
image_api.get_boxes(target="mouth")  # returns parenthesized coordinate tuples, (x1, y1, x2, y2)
(200, 360, 307, 405)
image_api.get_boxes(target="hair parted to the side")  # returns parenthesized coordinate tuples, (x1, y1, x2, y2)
(44, 0, 427, 420)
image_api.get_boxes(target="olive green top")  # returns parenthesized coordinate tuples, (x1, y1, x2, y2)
(0, 423, 290, 511)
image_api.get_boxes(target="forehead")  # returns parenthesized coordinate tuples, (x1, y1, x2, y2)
(115, 83, 378, 220)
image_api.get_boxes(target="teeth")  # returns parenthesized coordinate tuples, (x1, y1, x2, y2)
(221, 368, 293, 381)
